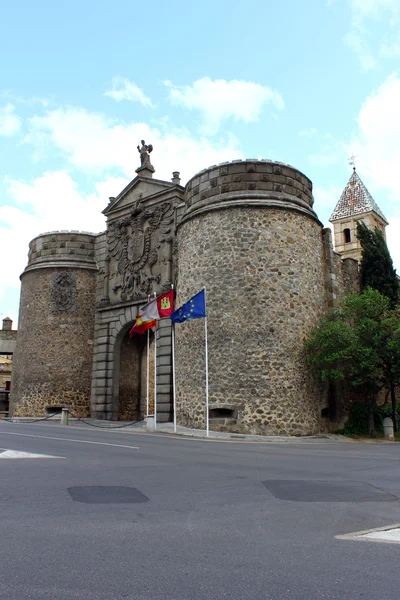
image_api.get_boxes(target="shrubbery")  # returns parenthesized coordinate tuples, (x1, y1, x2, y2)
(338, 401, 400, 436)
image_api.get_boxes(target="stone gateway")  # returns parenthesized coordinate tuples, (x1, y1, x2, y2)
(10, 152, 386, 435)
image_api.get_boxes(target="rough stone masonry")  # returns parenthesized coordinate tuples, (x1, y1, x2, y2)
(10, 151, 359, 434)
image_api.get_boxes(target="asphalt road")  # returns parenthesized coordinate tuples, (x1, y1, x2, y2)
(1, 421, 400, 600)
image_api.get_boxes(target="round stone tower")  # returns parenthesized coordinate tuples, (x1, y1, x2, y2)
(175, 160, 327, 435)
(10, 231, 98, 417)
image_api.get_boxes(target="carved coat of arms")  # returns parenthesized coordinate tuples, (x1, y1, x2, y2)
(106, 200, 174, 301)
(51, 272, 77, 313)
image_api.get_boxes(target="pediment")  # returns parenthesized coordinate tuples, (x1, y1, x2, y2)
(103, 176, 184, 218)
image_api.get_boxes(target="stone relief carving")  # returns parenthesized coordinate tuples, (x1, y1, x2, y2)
(51, 272, 77, 313)
(107, 200, 174, 301)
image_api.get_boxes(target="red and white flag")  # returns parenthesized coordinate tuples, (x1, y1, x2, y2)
(129, 290, 174, 336)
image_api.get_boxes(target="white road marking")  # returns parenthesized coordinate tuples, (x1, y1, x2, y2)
(362, 528, 400, 542)
(0, 431, 139, 450)
(0, 449, 64, 459)
(337, 524, 400, 544)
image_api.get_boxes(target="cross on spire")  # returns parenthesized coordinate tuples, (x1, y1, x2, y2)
(348, 154, 357, 171)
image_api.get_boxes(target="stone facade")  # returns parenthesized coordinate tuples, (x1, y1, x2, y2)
(10, 156, 365, 434)
(89, 173, 183, 421)
(0, 318, 17, 354)
(176, 161, 327, 435)
(10, 232, 98, 417)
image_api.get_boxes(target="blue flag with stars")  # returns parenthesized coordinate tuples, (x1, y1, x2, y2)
(170, 289, 206, 323)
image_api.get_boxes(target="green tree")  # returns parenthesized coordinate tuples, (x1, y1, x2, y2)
(305, 289, 400, 436)
(379, 315, 400, 432)
(356, 221, 400, 427)
(356, 221, 399, 308)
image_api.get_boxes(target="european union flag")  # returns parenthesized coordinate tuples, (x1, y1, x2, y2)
(170, 289, 206, 323)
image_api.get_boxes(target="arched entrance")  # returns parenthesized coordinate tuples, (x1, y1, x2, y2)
(112, 323, 154, 421)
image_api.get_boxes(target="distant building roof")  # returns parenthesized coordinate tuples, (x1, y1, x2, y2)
(0, 356, 12, 364)
(330, 169, 388, 224)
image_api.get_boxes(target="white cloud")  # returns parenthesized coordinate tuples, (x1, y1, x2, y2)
(3, 104, 244, 320)
(164, 77, 284, 134)
(299, 128, 318, 137)
(343, 73, 400, 269)
(104, 77, 154, 107)
(308, 135, 347, 168)
(5, 171, 120, 228)
(314, 185, 343, 211)
(0, 104, 21, 136)
(386, 217, 400, 274)
(25, 106, 243, 182)
(345, 29, 377, 70)
(0, 171, 128, 311)
(349, 74, 400, 199)
(380, 39, 400, 59)
(345, 0, 400, 69)
(350, 0, 400, 19)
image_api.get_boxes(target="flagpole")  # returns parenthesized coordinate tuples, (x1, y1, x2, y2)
(171, 284, 177, 433)
(172, 321, 177, 433)
(144, 294, 151, 419)
(146, 329, 150, 417)
(154, 324, 157, 430)
(204, 286, 209, 437)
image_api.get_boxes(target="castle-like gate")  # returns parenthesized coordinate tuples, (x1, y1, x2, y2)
(10, 147, 361, 434)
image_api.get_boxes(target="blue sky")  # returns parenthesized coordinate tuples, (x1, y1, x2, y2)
(1, 0, 400, 325)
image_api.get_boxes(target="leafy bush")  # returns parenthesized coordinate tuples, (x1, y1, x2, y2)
(338, 401, 400, 436)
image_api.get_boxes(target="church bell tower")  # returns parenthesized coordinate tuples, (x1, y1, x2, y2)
(329, 168, 388, 261)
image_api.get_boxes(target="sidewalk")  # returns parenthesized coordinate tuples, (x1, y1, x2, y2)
(4, 416, 349, 443)
(154, 422, 348, 443)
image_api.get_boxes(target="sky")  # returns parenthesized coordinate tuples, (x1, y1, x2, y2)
(1, 0, 400, 326)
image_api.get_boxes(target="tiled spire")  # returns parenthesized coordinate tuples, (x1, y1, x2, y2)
(330, 169, 388, 223)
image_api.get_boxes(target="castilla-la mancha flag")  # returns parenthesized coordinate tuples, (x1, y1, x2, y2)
(129, 290, 174, 336)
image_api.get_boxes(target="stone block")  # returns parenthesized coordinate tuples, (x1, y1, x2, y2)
(93, 370, 110, 379)
(158, 336, 172, 347)
(157, 345, 172, 357)
(158, 355, 172, 367)
(229, 163, 247, 175)
(156, 401, 172, 413)
(156, 384, 172, 394)
(93, 350, 108, 361)
(94, 336, 110, 346)
(156, 413, 170, 422)
(207, 169, 219, 180)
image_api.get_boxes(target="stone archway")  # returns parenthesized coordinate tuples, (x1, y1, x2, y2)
(111, 323, 154, 421)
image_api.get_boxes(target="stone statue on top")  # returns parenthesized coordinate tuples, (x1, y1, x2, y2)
(137, 140, 154, 169)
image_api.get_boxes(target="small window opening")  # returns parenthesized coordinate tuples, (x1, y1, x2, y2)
(209, 408, 234, 419)
(343, 228, 351, 243)
(46, 406, 63, 415)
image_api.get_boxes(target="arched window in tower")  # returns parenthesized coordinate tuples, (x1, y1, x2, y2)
(344, 228, 351, 243)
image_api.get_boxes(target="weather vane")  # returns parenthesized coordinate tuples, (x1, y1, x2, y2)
(348, 154, 357, 171)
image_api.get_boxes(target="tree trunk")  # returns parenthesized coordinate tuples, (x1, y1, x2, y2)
(367, 408, 375, 436)
(367, 392, 377, 436)
(391, 383, 398, 432)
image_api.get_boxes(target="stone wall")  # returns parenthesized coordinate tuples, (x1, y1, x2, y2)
(10, 232, 98, 417)
(175, 160, 327, 435)
(0, 329, 17, 354)
(342, 258, 360, 294)
(90, 175, 182, 421)
(0, 318, 17, 354)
